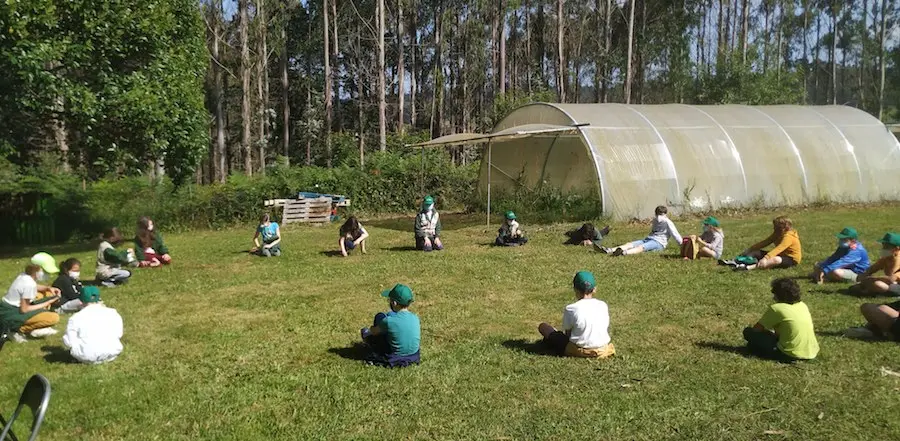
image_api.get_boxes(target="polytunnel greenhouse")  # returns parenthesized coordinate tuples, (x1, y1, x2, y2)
(415, 103, 900, 220)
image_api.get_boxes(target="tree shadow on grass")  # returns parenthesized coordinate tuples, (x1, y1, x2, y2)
(501, 339, 559, 357)
(41, 345, 77, 364)
(327, 343, 372, 361)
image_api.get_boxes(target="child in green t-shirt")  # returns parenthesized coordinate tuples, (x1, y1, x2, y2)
(360, 284, 421, 367)
(743, 278, 819, 362)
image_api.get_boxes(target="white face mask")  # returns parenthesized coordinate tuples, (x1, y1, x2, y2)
(69, 271, 80, 280)
(425, 204, 435, 212)
(36, 270, 47, 282)
(148, 222, 154, 231)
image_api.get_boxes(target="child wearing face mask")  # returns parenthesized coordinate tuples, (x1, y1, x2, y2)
(600, 205, 683, 256)
(849, 232, 900, 296)
(414, 196, 443, 251)
(811, 227, 870, 284)
(52, 258, 87, 311)
(681, 216, 725, 260)
(0, 263, 61, 342)
(96, 227, 134, 287)
(134, 216, 172, 267)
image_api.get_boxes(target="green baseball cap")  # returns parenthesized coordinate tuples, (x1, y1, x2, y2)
(382, 284, 414, 306)
(702, 216, 720, 227)
(835, 227, 859, 240)
(879, 232, 900, 248)
(30, 252, 59, 274)
(423, 196, 434, 205)
(505, 211, 516, 220)
(573, 271, 596, 293)
(80, 286, 101, 304)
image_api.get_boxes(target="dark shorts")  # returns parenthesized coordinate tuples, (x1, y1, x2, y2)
(761, 251, 797, 269)
(886, 301, 900, 341)
(344, 239, 356, 250)
(544, 331, 570, 356)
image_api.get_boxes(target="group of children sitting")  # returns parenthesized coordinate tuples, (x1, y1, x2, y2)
(1, 216, 172, 363)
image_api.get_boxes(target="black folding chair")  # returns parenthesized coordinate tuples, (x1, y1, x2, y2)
(0, 374, 51, 441)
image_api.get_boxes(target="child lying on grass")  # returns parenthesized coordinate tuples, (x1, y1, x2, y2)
(743, 278, 818, 362)
(600, 205, 682, 256)
(359, 284, 421, 367)
(564, 223, 609, 246)
(537, 270, 615, 358)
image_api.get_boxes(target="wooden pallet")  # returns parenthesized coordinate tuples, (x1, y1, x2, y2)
(282, 197, 332, 225)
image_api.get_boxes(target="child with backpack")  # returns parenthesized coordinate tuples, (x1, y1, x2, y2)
(339, 216, 369, 257)
(681, 217, 725, 260)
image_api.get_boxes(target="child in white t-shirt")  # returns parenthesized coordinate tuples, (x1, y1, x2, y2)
(62, 286, 123, 364)
(537, 270, 615, 358)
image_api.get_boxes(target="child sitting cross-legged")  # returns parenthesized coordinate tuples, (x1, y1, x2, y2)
(721, 216, 801, 272)
(495, 211, 528, 247)
(359, 284, 421, 367)
(811, 227, 870, 284)
(537, 270, 615, 358)
(62, 286, 124, 364)
(743, 278, 819, 362)
(681, 216, 725, 260)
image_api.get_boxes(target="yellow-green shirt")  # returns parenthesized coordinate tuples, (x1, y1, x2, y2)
(758, 301, 819, 360)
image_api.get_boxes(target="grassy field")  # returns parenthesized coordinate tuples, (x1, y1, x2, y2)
(1, 206, 899, 440)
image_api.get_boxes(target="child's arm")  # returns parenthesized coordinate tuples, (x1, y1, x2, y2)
(104, 247, 131, 265)
(339, 237, 348, 257)
(861, 257, 886, 277)
(355, 227, 369, 245)
(763, 234, 795, 260)
(252, 229, 262, 250)
(888, 257, 900, 282)
(746, 234, 775, 254)
(435, 217, 442, 236)
(666, 218, 683, 244)
(156, 234, 169, 255)
(414, 215, 425, 237)
(133, 238, 146, 261)
(820, 249, 861, 274)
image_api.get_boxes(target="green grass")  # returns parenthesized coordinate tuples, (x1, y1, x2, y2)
(2, 206, 900, 440)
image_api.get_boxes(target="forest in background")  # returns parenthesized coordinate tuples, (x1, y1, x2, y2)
(1, 0, 899, 187)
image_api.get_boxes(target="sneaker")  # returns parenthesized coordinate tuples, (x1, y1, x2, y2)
(101, 281, 117, 288)
(718, 259, 737, 267)
(599, 225, 611, 237)
(733, 264, 749, 272)
(360, 327, 372, 340)
(612, 248, 625, 257)
(10, 332, 27, 343)
(844, 326, 877, 339)
(29, 327, 58, 338)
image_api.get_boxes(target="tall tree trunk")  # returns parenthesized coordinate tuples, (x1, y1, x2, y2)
(556, 0, 565, 102)
(878, 0, 887, 119)
(802, 0, 809, 104)
(410, 0, 418, 128)
(860, 0, 868, 110)
(763, 0, 770, 74)
(625, 0, 636, 103)
(492, 2, 500, 97)
(815, 10, 821, 103)
(357, 19, 366, 165)
(525, 0, 532, 93)
(717, 0, 725, 67)
(324, 0, 333, 166)
(594, 0, 603, 102)
(499, 0, 507, 96)
(281, 22, 289, 167)
(377, 0, 387, 151)
(397, 0, 406, 134)
(332, 0, 342, 132)
(257, 0, 267, 174)
(431, 0, 444, 139)
(602, 0, 612, 101)
(214, 0, 227, 181)
(740, 0, 749, 63)
(639, 0, 646, 103)
(239, 0, 252, 175)
(831, 0, 837, 105)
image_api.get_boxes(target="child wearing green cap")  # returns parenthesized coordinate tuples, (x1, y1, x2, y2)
(681, 216, 725, 260)
(849, 232, 900, 296)
(537, 271, 615, 358)
(495, 211, 528, 246)
(811, 227, 870, 284)
(360, 284, 421, 367)
(743, 278, 819, 362)
(414, 196, 443, 251)
(63, 286, 124, 364)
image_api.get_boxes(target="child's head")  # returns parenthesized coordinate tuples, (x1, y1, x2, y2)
(30, 252, 59, 275)
(835, 227, 859, 248)
(770, 278, 801, 304)
(572, 270, 597, 299)
(655, 205, 668, 217)
(702, 216, 721, 232)
(382, 284, 414, 311)
(422, 196, 435, 212)
(879, 232, 900, 257)
(80, 285, 101, 304)
(136, 216, 156, 247)
(259, 213, 271, 225)
(24, 263, 42, 280)
(505, 211, 516, 222)
(61, 258, 81, 279)
(772, 216, 792, 233)
(102, 227, 124, 244)
(582, 223, 596, 239)
(340, 216, 360, 237)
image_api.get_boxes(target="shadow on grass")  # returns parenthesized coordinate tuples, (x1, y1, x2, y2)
(327, 343, 372, 361)
(382, 246, 419, 252)
(366, 213, 485, 232)
(694, 341, 800, 364)
(319, 250, 344, 257)
(500, 339, 558, 356)
(41, 345, 77, 364)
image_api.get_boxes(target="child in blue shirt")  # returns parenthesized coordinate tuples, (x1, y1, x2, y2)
(251, 214, 282, 257)
(360, 284, 421, 367)
(812, 227, 870, 284)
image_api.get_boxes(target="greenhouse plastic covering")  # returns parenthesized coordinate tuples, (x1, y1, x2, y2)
(478, 103, 900, 219)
